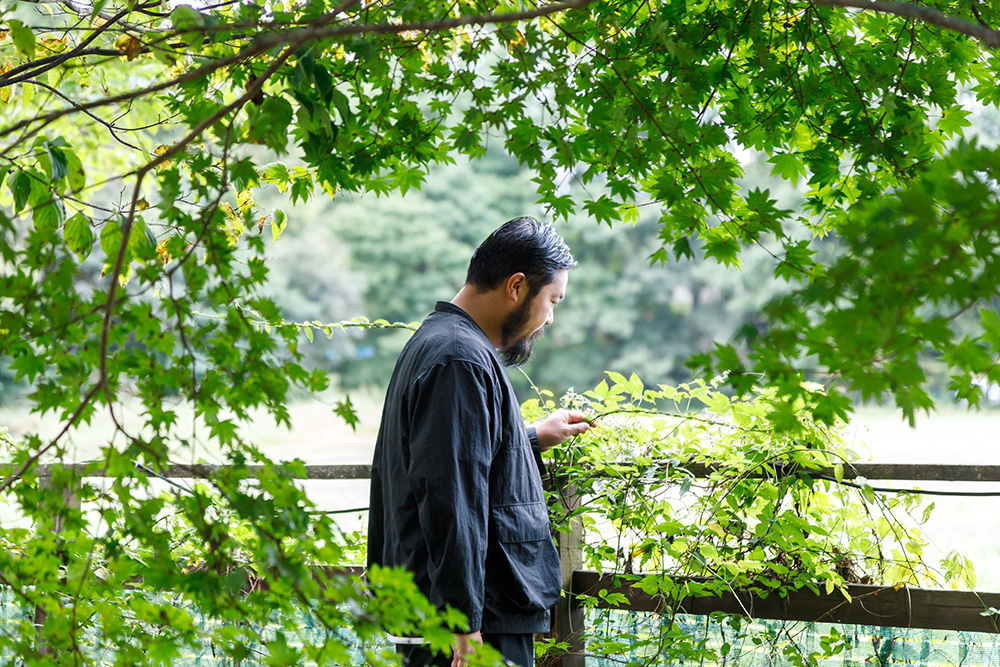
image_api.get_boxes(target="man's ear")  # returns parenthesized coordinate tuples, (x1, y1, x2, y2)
(504, 273, 527, 304)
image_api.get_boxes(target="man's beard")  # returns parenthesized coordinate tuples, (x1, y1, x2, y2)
(499, 299, 543, 367)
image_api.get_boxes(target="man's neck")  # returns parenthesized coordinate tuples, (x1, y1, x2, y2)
(451, 284, 506, 349)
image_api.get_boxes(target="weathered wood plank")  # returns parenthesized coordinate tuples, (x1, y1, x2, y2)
(681, 462, 1000, 482)
(572, 571, 1000, 634)
(32, 463, 373, 479)
(29, 462, 1000, 482)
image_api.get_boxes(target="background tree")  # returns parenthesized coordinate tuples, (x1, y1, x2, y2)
(288, 148, 792, 393)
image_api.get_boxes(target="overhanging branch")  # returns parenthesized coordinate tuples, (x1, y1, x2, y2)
(811, 0, 1000, 48)
(0, 0, 596, 148)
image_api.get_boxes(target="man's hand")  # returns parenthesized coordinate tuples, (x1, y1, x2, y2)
(533, 409, 590, 451)
(452, 632, 482, 667)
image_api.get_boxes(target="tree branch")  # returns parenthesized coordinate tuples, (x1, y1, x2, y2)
(0, 48, 122, 87)
(811, 0, 1000, 48)
(269, 0, 595, 43)
(970, 0, 993, 31)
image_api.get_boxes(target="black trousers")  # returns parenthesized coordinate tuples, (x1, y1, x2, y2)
(398, 633, 533, 667)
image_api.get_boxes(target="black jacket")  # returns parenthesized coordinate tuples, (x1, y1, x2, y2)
(367, 302, 562, 634)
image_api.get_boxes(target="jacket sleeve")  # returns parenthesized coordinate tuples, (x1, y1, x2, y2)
(525, 426, 545, 476)
(406, 360, 498, 632)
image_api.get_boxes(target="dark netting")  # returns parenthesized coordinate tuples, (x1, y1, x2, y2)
(584, 609, 1000, 666)
(0, 587, 392, 666)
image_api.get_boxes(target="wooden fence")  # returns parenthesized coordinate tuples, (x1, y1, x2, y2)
(32, 461, 1000, 666)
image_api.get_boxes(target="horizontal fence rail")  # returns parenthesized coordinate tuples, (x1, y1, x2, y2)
(573, 571, 1000, 634)
(26, 462, 1000, 482)
(28, 463, 373, 479)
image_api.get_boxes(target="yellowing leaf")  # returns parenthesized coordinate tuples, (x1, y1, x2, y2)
(153, 144, 173, 170)
(219, 201, 238, 221)
(115, 34, 143, 61)
(507, 29, 526, 56)
(38, 38, 67, 55)
(0, 63, 11, 105)
(155, 239, 171, 264)
(704, 523, 726, 539)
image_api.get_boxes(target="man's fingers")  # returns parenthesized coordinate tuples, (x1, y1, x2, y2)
(561, 410, 593, 429)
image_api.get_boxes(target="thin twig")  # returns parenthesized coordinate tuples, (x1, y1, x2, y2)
(25, 79, 140, 149)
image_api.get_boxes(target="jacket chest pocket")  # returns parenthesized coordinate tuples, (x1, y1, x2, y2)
(491, 502, 550, 543)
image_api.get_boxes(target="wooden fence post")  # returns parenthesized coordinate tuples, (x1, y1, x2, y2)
(543, 479, 586, 667)
(34, 472, 80, 655)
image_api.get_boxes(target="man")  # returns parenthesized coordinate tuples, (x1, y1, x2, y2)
(368, 217, 590, 667)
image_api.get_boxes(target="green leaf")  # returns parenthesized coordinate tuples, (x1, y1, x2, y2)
(937, 107, 971, 136)
(63, 212, 94, 259)
(128, 216, 155, 261)
(334, 395, 359, 431)
(9, 170, 32, 213)
(271, 209, 287, 243)
(45, 141, 69, 182)
(231, 159, 259, 192)
(64, 148, 86, 192)
(330, 87, 353, 124)
(170, 5, 206, 47)
(981, 308, 1000, 340)
(9, 20, 36, 59)
(246, 96, 295, 153)
(32, 198, 65, 233)
(583, 196, 621, 226)
(100, 215, 124, 260)
(768, 152, 806, 186)
(261, 162, 290, 193)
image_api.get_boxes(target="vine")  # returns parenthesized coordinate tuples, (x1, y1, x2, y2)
(525, 373, 973, 665)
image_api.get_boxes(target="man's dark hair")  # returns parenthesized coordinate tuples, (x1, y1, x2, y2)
(466, 216, 577, 296)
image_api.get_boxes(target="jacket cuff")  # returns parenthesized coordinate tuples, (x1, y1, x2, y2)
(526, 426, 544, 474)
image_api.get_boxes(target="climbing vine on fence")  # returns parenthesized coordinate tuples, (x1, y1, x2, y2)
(525, 373, 975, 665)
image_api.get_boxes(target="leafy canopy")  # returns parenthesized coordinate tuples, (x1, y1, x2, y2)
(4, 0, 998, 422)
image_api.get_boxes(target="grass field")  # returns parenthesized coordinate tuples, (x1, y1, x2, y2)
(3, 397, 999, 589)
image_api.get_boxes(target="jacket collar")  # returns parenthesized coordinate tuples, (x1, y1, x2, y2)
(435, 301, 493, 347)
